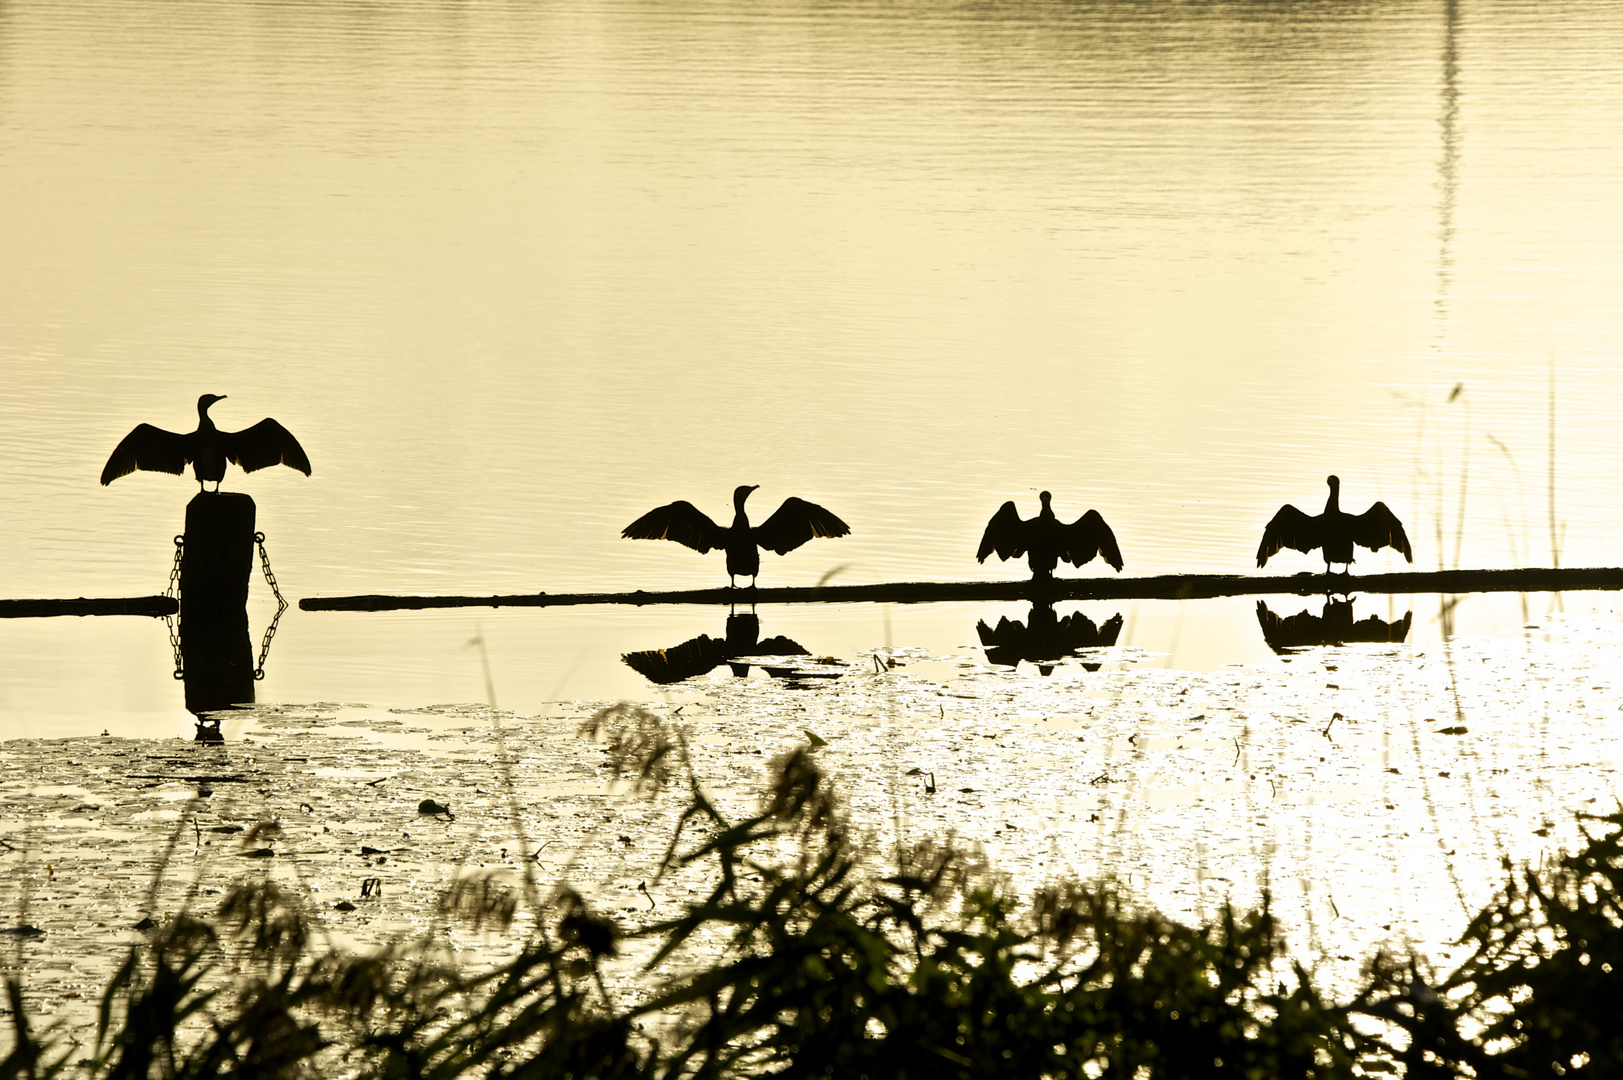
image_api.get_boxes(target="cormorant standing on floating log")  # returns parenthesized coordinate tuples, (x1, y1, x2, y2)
(100, 394, 312, 492)
(976, 491, 1123, 580)
(622, 484, 850, 587)
(1256, 475, 1412, 572)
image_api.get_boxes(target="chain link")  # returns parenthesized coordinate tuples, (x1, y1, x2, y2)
(253, 531, 287, 679)
(165, 531, 287, 681)
(165, 536, 185, 679)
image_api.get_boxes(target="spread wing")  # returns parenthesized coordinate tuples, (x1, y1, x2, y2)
(977, 501, 1027, 562)
(100, 424, 190, 484)
(222, 418, 312, 475)
(622, 501, 726, 553)
(1059, 610, 1125, 649)
(1256, 599, 1308, 652)
(1060, 509, 1124, 571)
(977, 616, 1020, 646)
(752, 635, 810, 657)
(752, 497, 850, 556)
(1257, 503, 1321, 567)
(1348, 608, 1414, 644)
(622, 635, 729, 683)
(1349, 502, 1413, 561)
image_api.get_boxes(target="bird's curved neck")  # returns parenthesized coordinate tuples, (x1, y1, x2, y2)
(1325, 484, 1340, 514)
(197, 402, 218, 432)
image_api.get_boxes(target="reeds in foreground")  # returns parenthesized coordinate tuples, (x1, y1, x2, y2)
(3, 704, 1621, 1078)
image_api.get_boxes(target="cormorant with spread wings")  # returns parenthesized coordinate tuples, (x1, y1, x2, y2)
(622, 484, 850, 587)
(101, 394, 311, 492)
(1256, 475, 1412, 571)
(976, 491, 1123, 579)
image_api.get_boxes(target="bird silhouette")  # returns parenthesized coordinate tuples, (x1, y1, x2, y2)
(101, 394, 312, 493)
(622, 610, 809, 683)
(1255, 597, 1413, 653)
(1257, 475, 1412, 572)
(621, 484, 850, 587)
(977, 491, 1123, 580)
(977, 601, 1123, 675)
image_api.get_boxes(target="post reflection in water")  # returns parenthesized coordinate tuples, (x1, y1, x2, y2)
(976, 602, 1124, 676)
(180, 608, 253, 743)
(622, 610, 812, 685)
(171, 492, 287, 741)
(1255, 597, 1413, 655)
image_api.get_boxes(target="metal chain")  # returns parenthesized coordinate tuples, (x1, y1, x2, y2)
(165, 536, 185, 679)
(253, 531, 287, 679)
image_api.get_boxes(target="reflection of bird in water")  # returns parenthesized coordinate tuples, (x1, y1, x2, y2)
(977, 602, 1123, 675)
(977, 491, 1123, 580)
(622, 485, 850, 587)
(101, 394, 312, 492)
(1257, 475, 1411, 572)
(623, 611, 808, 683)
(1256, 597, 1412, 653)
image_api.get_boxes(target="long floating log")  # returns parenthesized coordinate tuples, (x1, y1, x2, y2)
(0, 596, 177, 619)
(298, 566, 1623, 612)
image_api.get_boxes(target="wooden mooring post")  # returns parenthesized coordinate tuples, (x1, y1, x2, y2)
(180, 492, 256, 717)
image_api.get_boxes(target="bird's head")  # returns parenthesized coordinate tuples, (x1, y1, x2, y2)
(1326, 475, 1341, 491)
(734, 484, 759, 507)
(198, 393, 227, 416)
(1039, 490, 1053, 506)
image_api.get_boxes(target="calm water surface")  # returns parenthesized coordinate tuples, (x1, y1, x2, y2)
(2, 0, 1622, 735)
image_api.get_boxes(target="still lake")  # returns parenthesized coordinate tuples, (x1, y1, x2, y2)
(1, 1, 1621, 731)
(4, 0, 1623, 1016)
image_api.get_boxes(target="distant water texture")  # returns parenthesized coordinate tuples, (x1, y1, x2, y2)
(2, 0, 1621, 733)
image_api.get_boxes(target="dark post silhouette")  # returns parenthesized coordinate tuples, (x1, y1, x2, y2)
(179, 492, 257, 718)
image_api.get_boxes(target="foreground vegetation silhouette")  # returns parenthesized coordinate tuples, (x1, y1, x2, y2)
(4, 705, 1621, 1077)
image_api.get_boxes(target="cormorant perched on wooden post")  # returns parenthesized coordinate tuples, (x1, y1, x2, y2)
(622, 484, 850, 587)
(1257, 475, 1412, 572)
(100, 394, 312, 492)
(976, 491, 1123, 580)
